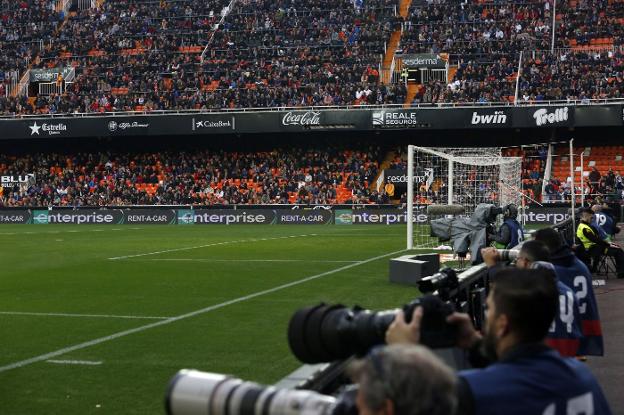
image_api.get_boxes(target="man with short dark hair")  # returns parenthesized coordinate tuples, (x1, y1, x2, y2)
(481, 240, 582, 357)
(386, 268, 612, 415)
(349, 344, 457, 415)
(533, 227, 604, 356)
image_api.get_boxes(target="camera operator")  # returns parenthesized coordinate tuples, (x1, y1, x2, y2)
(577, 207, 624, 278)
(386, 268, 612, 415)
(533, 228, 604, 356)
(487, 204, 524, 249)
(481, 241, 582, 357)
(349, 344, 457, 415)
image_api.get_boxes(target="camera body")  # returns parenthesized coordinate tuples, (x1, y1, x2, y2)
(287, 295, 458, 364)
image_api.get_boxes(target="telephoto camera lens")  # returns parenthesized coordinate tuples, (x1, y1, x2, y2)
(497, 249, 519, 262)
(287, 295, 458, 363)
(165, 370, 354, 415)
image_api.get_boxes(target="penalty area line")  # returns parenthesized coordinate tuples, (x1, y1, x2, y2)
(46, 360, 102, 366)
(107, 234, 318, 260)
(0, 248, 406, 374)
(0, 311, 170, 320)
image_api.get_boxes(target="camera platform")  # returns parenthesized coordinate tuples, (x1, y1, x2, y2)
(389, 253, 440, 285)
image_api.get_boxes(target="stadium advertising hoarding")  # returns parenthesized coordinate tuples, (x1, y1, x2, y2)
(29, 67, 74, 82)
(0, 209, 31, 224)
(192, 209, 277, 225)
(383, 169, 434, 188)
(0, 206, 575, 225)
(275, 209, 333, 225)
(514, 106, 574, 128)
(400, 54, 447, 69)
(371, 108, 513, 129)
(0, 105, 623, 139)
(122, 209, 177, 225)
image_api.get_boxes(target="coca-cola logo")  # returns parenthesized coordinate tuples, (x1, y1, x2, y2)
(281, 111, 321, 126)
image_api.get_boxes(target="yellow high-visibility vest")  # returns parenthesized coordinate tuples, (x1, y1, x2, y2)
(577, 222, 596, 250)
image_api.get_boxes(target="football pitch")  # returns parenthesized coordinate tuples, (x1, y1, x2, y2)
(0, 225, 423, 414)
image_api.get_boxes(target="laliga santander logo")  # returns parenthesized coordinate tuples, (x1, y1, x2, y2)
(281, 111, 321, 126)
(533, 107, 569, 126)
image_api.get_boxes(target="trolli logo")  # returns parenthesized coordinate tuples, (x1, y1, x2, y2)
(109, 120, 149, 132)
(192, 117, 234, 131)
(533, 107, 569, 126)
(29, 121, 68, 136)
(281, 111, 321, 126)
(471, 111, 507, 125)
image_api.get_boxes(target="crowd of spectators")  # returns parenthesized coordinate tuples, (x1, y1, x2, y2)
(0, 0, 405, 114)
(0, 146, 380, 206)
(3, 0, 624, 113)
(403, 0, 624, 105)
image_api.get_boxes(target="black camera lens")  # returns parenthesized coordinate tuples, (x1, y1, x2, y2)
(288, 295, 458, 364)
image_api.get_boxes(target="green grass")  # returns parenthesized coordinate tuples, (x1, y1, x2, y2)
(0, 225, 425, 415)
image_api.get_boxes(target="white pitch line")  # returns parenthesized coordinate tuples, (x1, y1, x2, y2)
(47, 360, 102, 366)
(107, 234, 317, 260)
(0, 311, 169, 320)
(144, 259, 360, 263)
(0, 248, 406, 374)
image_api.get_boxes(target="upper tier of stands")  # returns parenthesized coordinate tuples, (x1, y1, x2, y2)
(2, 0, 624, 114)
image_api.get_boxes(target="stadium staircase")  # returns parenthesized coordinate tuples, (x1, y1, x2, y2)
(381, 0, 411, 84)
(370, 151, 399, 193)
(404, 83, 420, 107)
(381, 31, 402, 84)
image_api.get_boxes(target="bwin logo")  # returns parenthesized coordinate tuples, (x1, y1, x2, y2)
(471, 111, 507, 125)
(372, 112, 384, 125)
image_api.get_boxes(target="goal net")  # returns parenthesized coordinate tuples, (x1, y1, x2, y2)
(406, 146, 522, 249)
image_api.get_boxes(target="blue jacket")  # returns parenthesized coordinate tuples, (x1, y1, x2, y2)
(549, 247, 604, 356)
(459, 344, 611, 415)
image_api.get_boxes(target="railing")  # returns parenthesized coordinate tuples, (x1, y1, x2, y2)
(38, 82, 63, 96)
(13, 70, 30, 98)
(3, 71, 19, 97)
(54, 0, 71, 14)
(200, 0, 237, 62)
(77, 0, 96, 9)
(1, 98, 624, 119)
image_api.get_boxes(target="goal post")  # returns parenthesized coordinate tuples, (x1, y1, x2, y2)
(406, 145, 522, 250)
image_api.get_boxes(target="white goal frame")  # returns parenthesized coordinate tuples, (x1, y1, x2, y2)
(406, 145, 522, 250)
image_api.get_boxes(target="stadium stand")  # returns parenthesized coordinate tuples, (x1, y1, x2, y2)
(550, 145, 624, 202)
(0, 146, 380, 206)
(3, 0, 624, 113)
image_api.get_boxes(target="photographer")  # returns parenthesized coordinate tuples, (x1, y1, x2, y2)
(386, 268, 612, 415)
(577, 207, 624, 278)
(592, 203, 620, 242)
(533, 228, 604, 356)
(482, 241, 582, 357)
(349, 344, 457, 415)
(487, 204, 524, 249)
